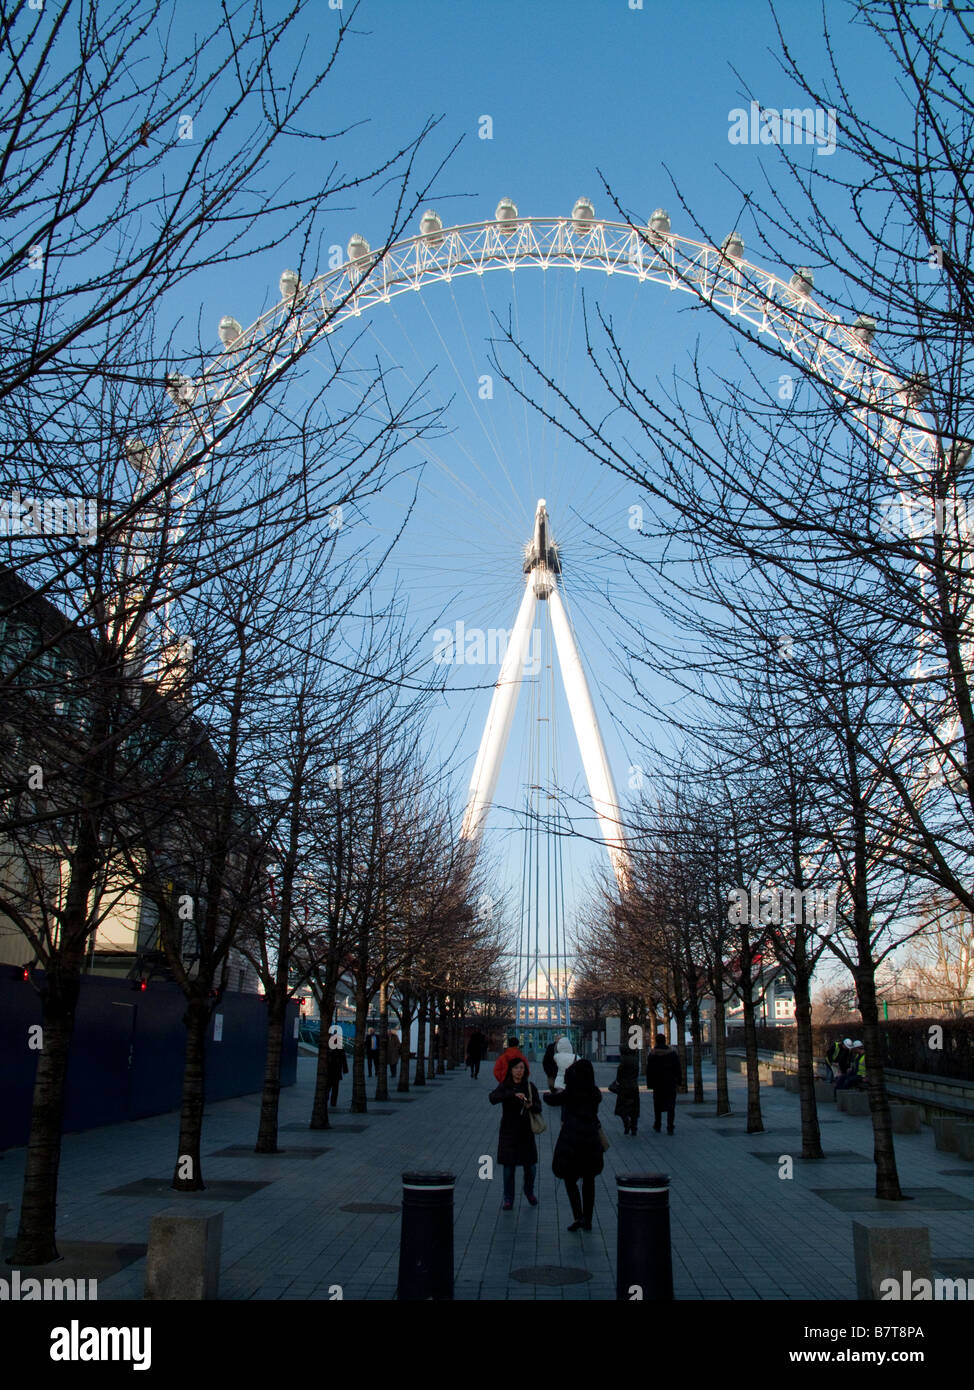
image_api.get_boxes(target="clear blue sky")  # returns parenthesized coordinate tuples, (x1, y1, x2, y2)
(129, 1, 906, 957)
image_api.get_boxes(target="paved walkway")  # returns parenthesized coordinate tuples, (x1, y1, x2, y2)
(2, 1059, 972, 1300)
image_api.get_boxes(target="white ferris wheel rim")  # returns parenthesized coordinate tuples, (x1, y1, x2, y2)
(143, 209, 964, 827)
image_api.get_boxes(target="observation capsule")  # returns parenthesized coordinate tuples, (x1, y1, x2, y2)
(647, 208, 671, 239)
(904, 372, 929, 406)
(218, 315, 242, 346)
(851, 313, 877, 346)
(571, 197, 596, 234)
(347, 234, 371, 283)
(279, 270, 300, 300)
(494, 197, 519, 236)
(165, 371, 196, 408)
(789, 267, 814, 297)
(420, 209, 445, 246)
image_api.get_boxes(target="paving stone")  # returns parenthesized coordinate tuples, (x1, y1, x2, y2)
(3, 1059, 972, 1301)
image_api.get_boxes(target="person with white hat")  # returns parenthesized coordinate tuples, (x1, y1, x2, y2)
(836, 1040, 865, 1089)
(826, 1036, 853, 1085)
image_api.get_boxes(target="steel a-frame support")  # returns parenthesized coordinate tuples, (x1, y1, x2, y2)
(459, 499, 629, 891)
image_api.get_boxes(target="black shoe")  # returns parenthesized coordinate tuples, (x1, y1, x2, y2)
(567, 1220, 585, 1232)
(630, 1128, 638, 1137)
(667, 1127, 675, 1134)
(653, 1122, 661, 1132)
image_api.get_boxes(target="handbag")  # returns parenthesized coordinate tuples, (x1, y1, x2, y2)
(598, 1125, 610, 1151)
(529, 1109, 547, 1135)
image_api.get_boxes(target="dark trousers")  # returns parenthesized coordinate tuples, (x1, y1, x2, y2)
(565, 1175, 594, 1223)
(503, 1163, 537, 1202)
(468, 1059, 481, 1077)
(366, 1053, 376, 1077)
(653, 1095, 675, 1130)
(328, 1079, 341, 1106)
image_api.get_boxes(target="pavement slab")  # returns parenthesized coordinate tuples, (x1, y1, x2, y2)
(2, 1058, 973, 1300)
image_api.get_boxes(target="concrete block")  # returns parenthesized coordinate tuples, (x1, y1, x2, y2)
(785, 1075, 800, 1094)
(144, 1205, 223, 1300)
(957, 1123, 974, 1160)
(932, 1117, 958, 1152)
(771, 1070, 789, 1088)
(890, 1104, 921, 1135)
(844, 1091, 870, 1116)
(852, 1219, 931, 1300)
(814, 1081, 836, 1104)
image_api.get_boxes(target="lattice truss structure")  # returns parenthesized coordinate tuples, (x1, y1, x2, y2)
(130, 198, 966, 827)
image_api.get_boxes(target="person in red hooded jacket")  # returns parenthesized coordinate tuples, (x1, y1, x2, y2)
(493, 1035, 529, 1082)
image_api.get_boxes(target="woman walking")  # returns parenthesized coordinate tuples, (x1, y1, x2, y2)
(489, 1057, 542, 1210)
(544, 1058, 604, 1231)
(611, 1044, 641, 1136)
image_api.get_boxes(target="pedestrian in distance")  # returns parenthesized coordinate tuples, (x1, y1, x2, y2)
(544, 1057, 604, 1231)
(609, 1042, 641, 1136)
(466, 1029, 486, 1078)
(387, 1029, 401, 1077)
(365, 1028, 378, 1078)
(542, 1038, 558, 1092)
(551, 1034, 579, 1090)
(327, 1035, 349, 1107)
(489, 1057, 542, 1209)
(493, 1035, 529, 1082)
(826, 1037, 852, 1085)
(836, 1040, 866, 1090)
(645, 1032, 681, 1134)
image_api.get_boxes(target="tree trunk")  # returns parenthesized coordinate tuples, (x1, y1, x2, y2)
(436, 992, 447, 1074)
(414, 992, 427, 1085)
(172, 994, 209, 1190)
(688, 992, 705, 1103)
(12, 821, 99, 1264)
(11, 973, 80, 1263)
(794, 970, 824, 1160)
(375, 981, 389, 1101)
(713, 984, 731, 1116)
(255, 984, 286, 1152)
(673, 1003, 688, 1094)
(741, 983, 764, 1133)
(397, 986, 412, 1092)
(857, 968, 904, 1199)
(350, 982, 369, 1113)
(309, 988, 337, 1129)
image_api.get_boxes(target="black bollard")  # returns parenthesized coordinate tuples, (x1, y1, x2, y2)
(397, 1170, 456, 1300)
(616, 1172, 673, 1301)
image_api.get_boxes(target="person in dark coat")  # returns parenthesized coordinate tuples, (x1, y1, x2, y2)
(387, 1029, 401, 1077)
(327, 1037, 349, 1106)
(542, 1040, 558, 1092)
(365, 1029, 378, 1077)
(611, 1044, 641, 1135)
(489, 1057, 541, 1209)
(645, 1032, 681, 1133)
(466, 1029, 487, 1078)
(544, 1057, 604, 1231)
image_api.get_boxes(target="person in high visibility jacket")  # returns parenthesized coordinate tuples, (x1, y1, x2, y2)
(827, 1037, 852, 1083)
(837, 1041, 866, 1089)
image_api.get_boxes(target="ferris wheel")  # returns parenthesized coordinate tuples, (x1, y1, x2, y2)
(129, 196, 963, 920)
